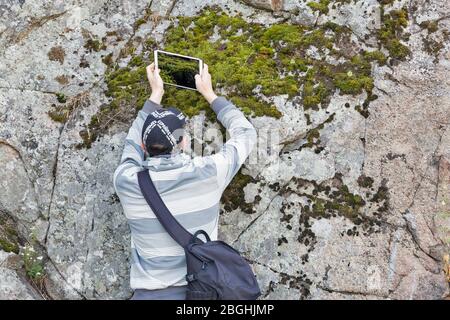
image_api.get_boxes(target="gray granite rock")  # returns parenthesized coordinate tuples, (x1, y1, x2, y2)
(0, 0, 448, 300)
(0, 251, 42, 300)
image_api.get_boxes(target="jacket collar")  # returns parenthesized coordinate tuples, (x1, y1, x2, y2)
(142, 152, 190, 171)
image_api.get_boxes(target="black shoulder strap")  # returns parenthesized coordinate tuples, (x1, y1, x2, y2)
(137, 169, 192, 248)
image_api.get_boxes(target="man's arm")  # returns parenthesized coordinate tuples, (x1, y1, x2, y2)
(195, 64, 257, 190)
(113, 63, 164, 192)
(209, 97, 257, 189)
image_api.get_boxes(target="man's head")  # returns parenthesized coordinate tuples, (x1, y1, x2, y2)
(142, 107, 187, 157)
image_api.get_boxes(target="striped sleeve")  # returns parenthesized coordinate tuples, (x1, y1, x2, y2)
(207, 97, 257, 190)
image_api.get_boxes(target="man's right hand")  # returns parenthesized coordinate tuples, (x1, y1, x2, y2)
(195, 64, 218, 104)
(146, 62, 164, 105)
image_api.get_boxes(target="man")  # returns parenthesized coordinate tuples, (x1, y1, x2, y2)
(113, 62, 257, 300)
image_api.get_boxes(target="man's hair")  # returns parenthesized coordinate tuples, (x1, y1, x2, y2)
(147, 143, 172, 156)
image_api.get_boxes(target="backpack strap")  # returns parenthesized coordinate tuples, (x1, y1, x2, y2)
(137, 169, 192, 248)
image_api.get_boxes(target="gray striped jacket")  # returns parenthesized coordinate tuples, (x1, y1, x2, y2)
(113, 96, 257, 291)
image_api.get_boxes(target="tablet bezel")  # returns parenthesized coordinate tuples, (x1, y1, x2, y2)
(154, 50, 203, 91)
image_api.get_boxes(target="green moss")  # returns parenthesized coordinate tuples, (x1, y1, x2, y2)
(78, 129, 92, 149)
(129, 56, 144, 67)
(221, 170, 258, 214)
(56, 92, 66, 103)
(102, 53, 113, 66)
(286, 173, 389, 249)
(387, 39, 411, 60)
(363, 50, 387, 65)
(0, 214, 20, 254)
(355, 104, 370, 118)
(371, 183, 389, 203)
(48, 92, 89, 124)
(338, 54, 380, 84)
(0, 237, 19, 254)
(48, 109, 69, 123)
(302, 113, 334, 152)
(49, 92, 80, 123)
(106, 9, 350, 120)
(5, 227, 17, 237)
(300, 29, 334, 49)
(358, 175, 374, 188)
(305, 113, 312, 125)
(305, 127, 321, 147)
(232, 96, 282, 118)
(378, 7, 411, 60)
(307, 0, 330, 15)
(334, 73, 373, 95)
(144, 38, 157, 51)
(162, 86, 211, 118)
(133, 7, 153, 31)
(104, 63, 150, 110)
(84, 38, 105, 52)
(422, 37, 446, 60)
(134, 18, 147, 29)
(81, 7, 388, 148)
(261, 24, 302, 44)
(378, 0, 395, 4)
(280, 56, 309, 73)
(420, 20, 439, 33)
(302, 73, 330, 110)
(322, 21, 348, 33)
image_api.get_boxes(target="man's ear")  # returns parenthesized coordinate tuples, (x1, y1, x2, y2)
(141, 142, 148, 157)
(179, 136, 188, 151)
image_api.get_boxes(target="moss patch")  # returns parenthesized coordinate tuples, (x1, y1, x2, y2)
(48, 91, 90, 124)
(279, 271, 312, 299)
(301, 113, 335, 152)
(102, 53, 113, 66)
(80, 7, 396, 148)
(420, 20, 439, 33)
(133, 7, 154, 31)
(307, 0, 330, 15)
(0, 213, 20, 254)
(357, 174, 374, 188)
(84, 38, 106, 52)
(422, 30, 449, 62)
(47, 46, 65, 64)
(378, 7, 411, 60)
(0, 238, 19, 254)
(82, 28, 107, 53)
(278, 173, 389, 254)
(378, 0, 395, 5)
(55, 75, 70, 85)
(55, 92, 66, 103)
(221, 170, 259, 214)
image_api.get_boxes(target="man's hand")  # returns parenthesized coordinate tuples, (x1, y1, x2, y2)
(195, 64, 218, 104)
(146, 62, 164, 104)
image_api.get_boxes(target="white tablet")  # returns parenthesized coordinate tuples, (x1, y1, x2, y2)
(154, 50, 203, 91)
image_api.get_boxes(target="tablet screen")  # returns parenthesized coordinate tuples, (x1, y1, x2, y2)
(156, 51, 201, 90)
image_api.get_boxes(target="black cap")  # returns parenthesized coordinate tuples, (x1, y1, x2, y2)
(142, 107, 186, 156)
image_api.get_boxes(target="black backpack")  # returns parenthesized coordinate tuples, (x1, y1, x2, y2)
(137, 169, 261, 300)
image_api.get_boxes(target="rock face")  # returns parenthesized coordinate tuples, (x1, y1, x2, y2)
(0, 250, 42, 300)
(0, 0, 449, 299)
